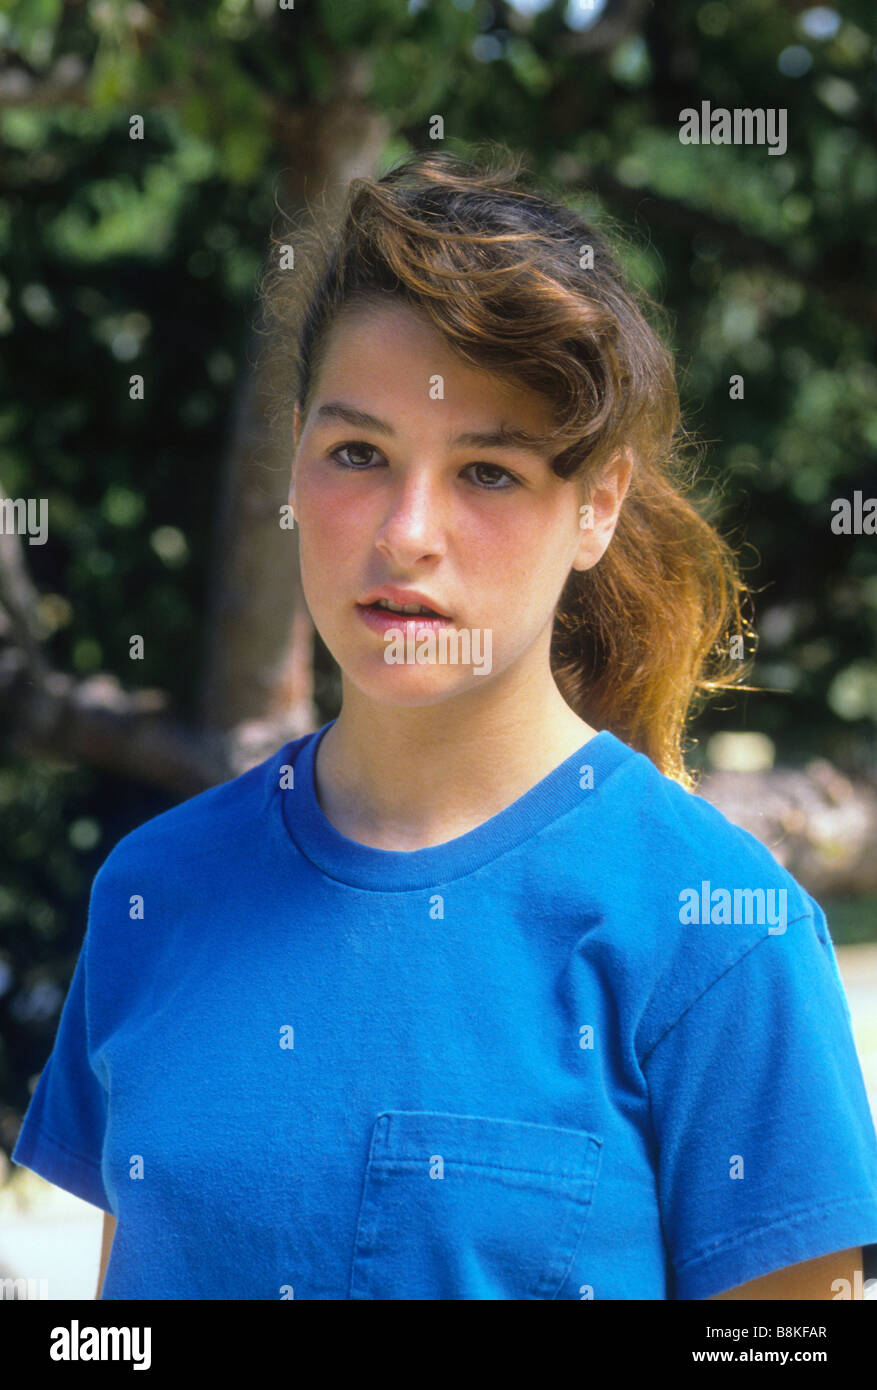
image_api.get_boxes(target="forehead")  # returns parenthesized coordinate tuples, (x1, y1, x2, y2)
(310, 300, 556, 436)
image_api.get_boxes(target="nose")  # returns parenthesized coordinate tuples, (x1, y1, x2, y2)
(373, 471, 447, 561)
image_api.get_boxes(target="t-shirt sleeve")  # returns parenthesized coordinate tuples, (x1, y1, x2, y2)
(11, 899, 111, 1212)
(641, 899, 877, 1300)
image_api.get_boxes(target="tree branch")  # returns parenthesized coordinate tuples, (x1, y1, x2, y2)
(0, 497, 50, 682)
(0, 54, 91, 108)
(698, 761, 877, 897)
(0, 646, 225, 796)
(567, 165, 877, 328)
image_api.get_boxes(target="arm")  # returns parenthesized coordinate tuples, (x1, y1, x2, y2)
(708, 1245, 863, 1299)
(95, 1211, 117, 1299)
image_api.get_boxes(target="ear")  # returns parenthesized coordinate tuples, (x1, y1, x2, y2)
(571, 447, 633, 572)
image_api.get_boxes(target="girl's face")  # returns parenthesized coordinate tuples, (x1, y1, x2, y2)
(290, 300, 628, 709)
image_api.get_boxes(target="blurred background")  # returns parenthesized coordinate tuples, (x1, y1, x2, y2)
(1, 0, 876, 1296)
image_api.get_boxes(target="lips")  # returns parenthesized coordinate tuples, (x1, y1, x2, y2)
(357, 604, 453, 635)
(358, 587, 452, 619)
(366, 600, 445, 618)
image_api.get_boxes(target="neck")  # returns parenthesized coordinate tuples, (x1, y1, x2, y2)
(312, 664, 598, 851)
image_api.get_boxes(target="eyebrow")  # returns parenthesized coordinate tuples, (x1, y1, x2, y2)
(313, 401, 548, 455)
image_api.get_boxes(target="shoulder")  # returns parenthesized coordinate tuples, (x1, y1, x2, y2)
(89, 732, 311, 900)
(603, 733, 812, 910)
(593, 736, 825, 1055)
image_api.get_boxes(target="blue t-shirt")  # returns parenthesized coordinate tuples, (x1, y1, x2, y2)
(12, 720, 877, 1300)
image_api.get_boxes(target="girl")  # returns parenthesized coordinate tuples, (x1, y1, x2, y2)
(13, 149, 877, 1300)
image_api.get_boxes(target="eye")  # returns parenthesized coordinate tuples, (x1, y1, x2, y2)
(465, 462, 519, 491)
(330, 442, 380, 469)
(329, 443, 520, 491)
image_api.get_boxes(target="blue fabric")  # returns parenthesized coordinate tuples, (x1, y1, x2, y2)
(12, 719, 877, 1300)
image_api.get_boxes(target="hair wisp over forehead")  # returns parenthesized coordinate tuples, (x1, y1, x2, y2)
(257, 147, 756, 789)
(291, 149, 677, 481)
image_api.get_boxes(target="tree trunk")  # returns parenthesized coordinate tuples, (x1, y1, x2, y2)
(199, 93, 390, 771)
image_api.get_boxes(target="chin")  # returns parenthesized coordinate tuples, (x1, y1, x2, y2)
(344, 664, 481, 706)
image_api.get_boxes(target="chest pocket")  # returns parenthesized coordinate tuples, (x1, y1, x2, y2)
(347, 1110, 602, 1300)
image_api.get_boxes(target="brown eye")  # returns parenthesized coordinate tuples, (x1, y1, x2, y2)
(330, 446, 519, 491)
(467, 463, 518, 490)
(331, 442, 380, 468)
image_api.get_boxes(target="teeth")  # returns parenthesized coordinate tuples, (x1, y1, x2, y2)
(375, 598, 436, 614)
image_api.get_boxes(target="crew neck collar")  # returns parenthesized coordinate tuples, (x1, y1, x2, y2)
(278, 718, 636, 891)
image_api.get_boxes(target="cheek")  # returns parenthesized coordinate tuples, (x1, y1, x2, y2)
(297, 472, 361, 561)
(475, 513, 563, 596)
(460, 502, 540, 563)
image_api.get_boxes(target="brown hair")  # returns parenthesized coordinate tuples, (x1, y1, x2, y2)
(257, 146, 756, 790)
